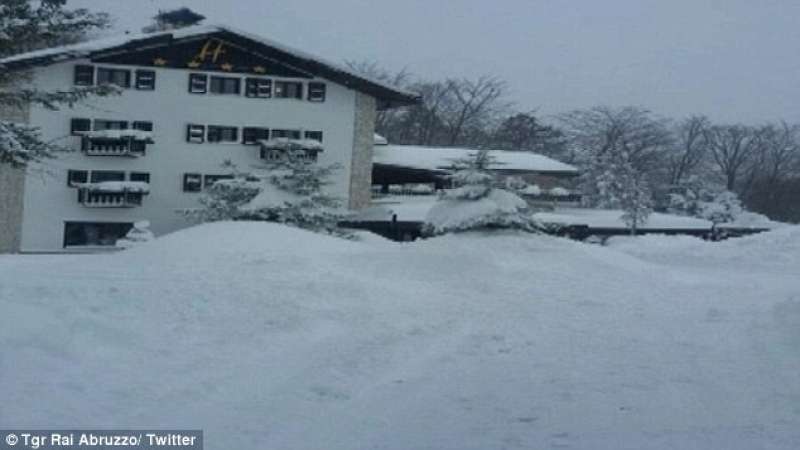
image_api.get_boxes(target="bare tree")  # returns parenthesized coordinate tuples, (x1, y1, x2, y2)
(703, 125, 762, 192)
(667, 116, 710, 186)
(491, 111, 567, 157)
(560, 106, 672, 171)
(439, 76, 509, 146)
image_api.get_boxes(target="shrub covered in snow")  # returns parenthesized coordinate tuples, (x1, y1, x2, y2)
(594, 150, 653, 234)
(115, 221, 155, 249)
(424, 150, 540, 235)
(668, 185, 765, 226)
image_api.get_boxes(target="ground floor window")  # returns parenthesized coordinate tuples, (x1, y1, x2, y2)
(63, 222, 133, 247)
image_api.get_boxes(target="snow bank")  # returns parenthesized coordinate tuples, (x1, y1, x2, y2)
(1, 222, 799, 449)
(425, 189, 530, 233)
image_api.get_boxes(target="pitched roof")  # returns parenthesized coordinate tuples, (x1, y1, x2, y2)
(373, 144, 579, 174)
(0, 24, 419, 109)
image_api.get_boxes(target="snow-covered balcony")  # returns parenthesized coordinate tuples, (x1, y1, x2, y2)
(258, 138, 324, 163)
(81, 130, 153, 157)
(76, 182, 150, 208)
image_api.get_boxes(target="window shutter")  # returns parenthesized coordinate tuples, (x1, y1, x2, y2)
(135, 70, 156, 90)
(308, 82, 326, 102)
(187, 124, 205, 143)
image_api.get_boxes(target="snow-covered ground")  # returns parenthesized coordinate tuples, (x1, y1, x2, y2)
(1, 223, 799, 450)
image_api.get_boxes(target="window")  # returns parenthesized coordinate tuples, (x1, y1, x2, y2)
(304, 130, 323, 143)
(186, 124, 205, 143)
(207, 126, 239, 143)
(274, 81, 303, 99)
(203, 174, 234, 187)
(308, 82, 326, 102)
(90, 170, 125, 183)
(74, 65, 94, 86)
(129, 172, 150, 183)
(272, 129, 301, 139)
(183, 173, 203, 192)
(210, 76, 241, 95)
(63, 222, 133, 248)
(242, 127, 270, 145)
(94, 119, 128, 131)
(189, 74, 208, 94)
(94, 120, 128, 131)
(70, 118, 92, 135)
(67, 170, 88, 186)
(245, 78, 272, 98)
(135, 70, 156, 90)
(96, 68, 131, 88)
(132, 121, 153, 132)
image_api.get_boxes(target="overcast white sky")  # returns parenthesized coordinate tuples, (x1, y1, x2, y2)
(74, 0, 800, 123)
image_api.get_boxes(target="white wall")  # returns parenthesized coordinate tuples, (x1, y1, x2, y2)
(20, 60, 358, 252)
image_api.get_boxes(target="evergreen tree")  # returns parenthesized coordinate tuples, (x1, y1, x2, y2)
(195, 155, 351, 237)
(425, 150, 539, 235)
(0, 0, 117, 168)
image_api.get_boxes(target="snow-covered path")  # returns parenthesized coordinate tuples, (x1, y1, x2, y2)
(1, 223, 798, 449)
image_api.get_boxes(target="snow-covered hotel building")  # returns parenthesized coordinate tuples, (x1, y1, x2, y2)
(0, 25, 417, 253)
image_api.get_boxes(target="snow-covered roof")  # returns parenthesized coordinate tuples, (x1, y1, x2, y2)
(373, 145, 579, 174)
(0, 24, 419, 108)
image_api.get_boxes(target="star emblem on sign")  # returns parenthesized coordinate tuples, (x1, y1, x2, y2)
(153, 57, 168, 66)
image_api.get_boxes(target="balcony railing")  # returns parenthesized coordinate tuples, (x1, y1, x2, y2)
(81, 130, 153, 157)
(258, 138, 323, 163)
(76, 182, 150, 208)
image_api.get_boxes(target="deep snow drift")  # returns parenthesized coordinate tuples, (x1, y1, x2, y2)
(1, 223, 799, 450)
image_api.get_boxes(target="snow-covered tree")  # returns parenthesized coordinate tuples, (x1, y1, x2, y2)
(1, 0, 117, 168)
(194, 154, 351, 237)
(595, 150, 653, 234)
(425, 150, 539, 235)
(115, 220, 155, 249)
(669, 184, 745, 226)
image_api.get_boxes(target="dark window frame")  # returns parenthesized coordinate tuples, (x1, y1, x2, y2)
(70, 118, 92, 135)
(242, 127, 270, 145)
(271, 129, 302, 140)
(96, 67, 131, 88)
(63, 221, 134, 248)
(93, 119, 129, 131)
(207, 125, 239, 143)
(274, 81, 303, 99)
(308, 82, 326, 102)
(74, 65, 94, 86)
(135, 70, 156, 90)
(209, 76, 241, 95)
(67, 170, 89, 187)
(304, 130, 323, 142)
(132, 121, 153, 132)
(183, 173, 203, 192)
(187, 124, 206, 143)
(129, 172, 150, 183)
(90, 170, 126, 183)
(245, 78, 272, 98)
(189, 73, 208, 94)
